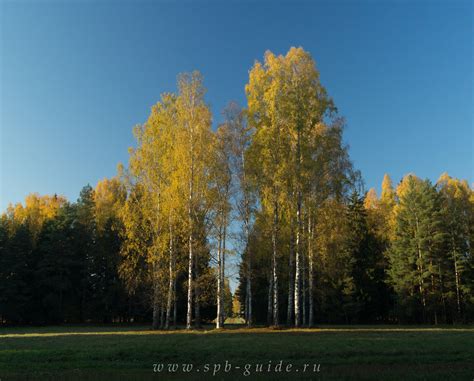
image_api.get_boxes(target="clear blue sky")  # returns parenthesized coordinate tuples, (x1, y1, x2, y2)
(1, 1, 472, 212)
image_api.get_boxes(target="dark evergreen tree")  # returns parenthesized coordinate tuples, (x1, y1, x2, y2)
(388, 177, 446, 324)
(345, 191, 390, 323)
(0, 221, 33, 323)
(74, 185, 97, 322)
(35, 205, 79, 323)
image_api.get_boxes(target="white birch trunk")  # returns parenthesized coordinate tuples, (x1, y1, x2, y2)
(221, 222, 226, 326)
(308, 213, 315, 327)
(216, 226, 223, 329)
(287, 228, 294, 325)
(294, 193, 302, 327)
(272, 199, 279, 327)
(267, 275, 273, 326)
(165, 218, 173, 329)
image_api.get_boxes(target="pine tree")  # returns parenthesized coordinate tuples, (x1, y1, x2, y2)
(0, 221, 33, 323)
(389, 176, 445, 323)
(346, 191, 389, 322)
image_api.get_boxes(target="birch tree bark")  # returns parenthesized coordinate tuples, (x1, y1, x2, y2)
(216, 226, 223, 329)
(308, 213, 315, 327)
(287, 227, 294, 325)
(272, 199, 280, 327)
(165, 217, 174, 329)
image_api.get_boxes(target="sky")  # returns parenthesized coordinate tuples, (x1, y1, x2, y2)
(1, 0, 472, 213)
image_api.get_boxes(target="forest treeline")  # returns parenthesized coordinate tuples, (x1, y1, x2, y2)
(1, 47, 473, 327)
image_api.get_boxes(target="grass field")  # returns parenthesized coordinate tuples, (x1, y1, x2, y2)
(1, 325, 473, 380)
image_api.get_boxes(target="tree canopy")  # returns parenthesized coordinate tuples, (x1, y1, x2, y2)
(1, 47, 472, 326)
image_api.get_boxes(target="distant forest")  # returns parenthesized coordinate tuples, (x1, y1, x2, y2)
(1, 48, 472, 327)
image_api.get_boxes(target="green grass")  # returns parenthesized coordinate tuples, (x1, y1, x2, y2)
(1, 325, 473, 380)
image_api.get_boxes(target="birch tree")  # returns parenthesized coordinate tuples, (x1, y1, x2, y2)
(246, 52, 292, 327)
(283, 48, 334, 327)
(174, 72, 213, 329)
(124, 93, 177, 329)
(210, 122, 233, 329)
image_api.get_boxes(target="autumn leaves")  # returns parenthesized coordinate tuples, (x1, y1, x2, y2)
(121, 47, 356, 329)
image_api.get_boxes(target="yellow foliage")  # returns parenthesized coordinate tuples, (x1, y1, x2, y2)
(94, 177, 126, 232)
(6, 193, 67, 241)
(364, 188, 379, 210)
